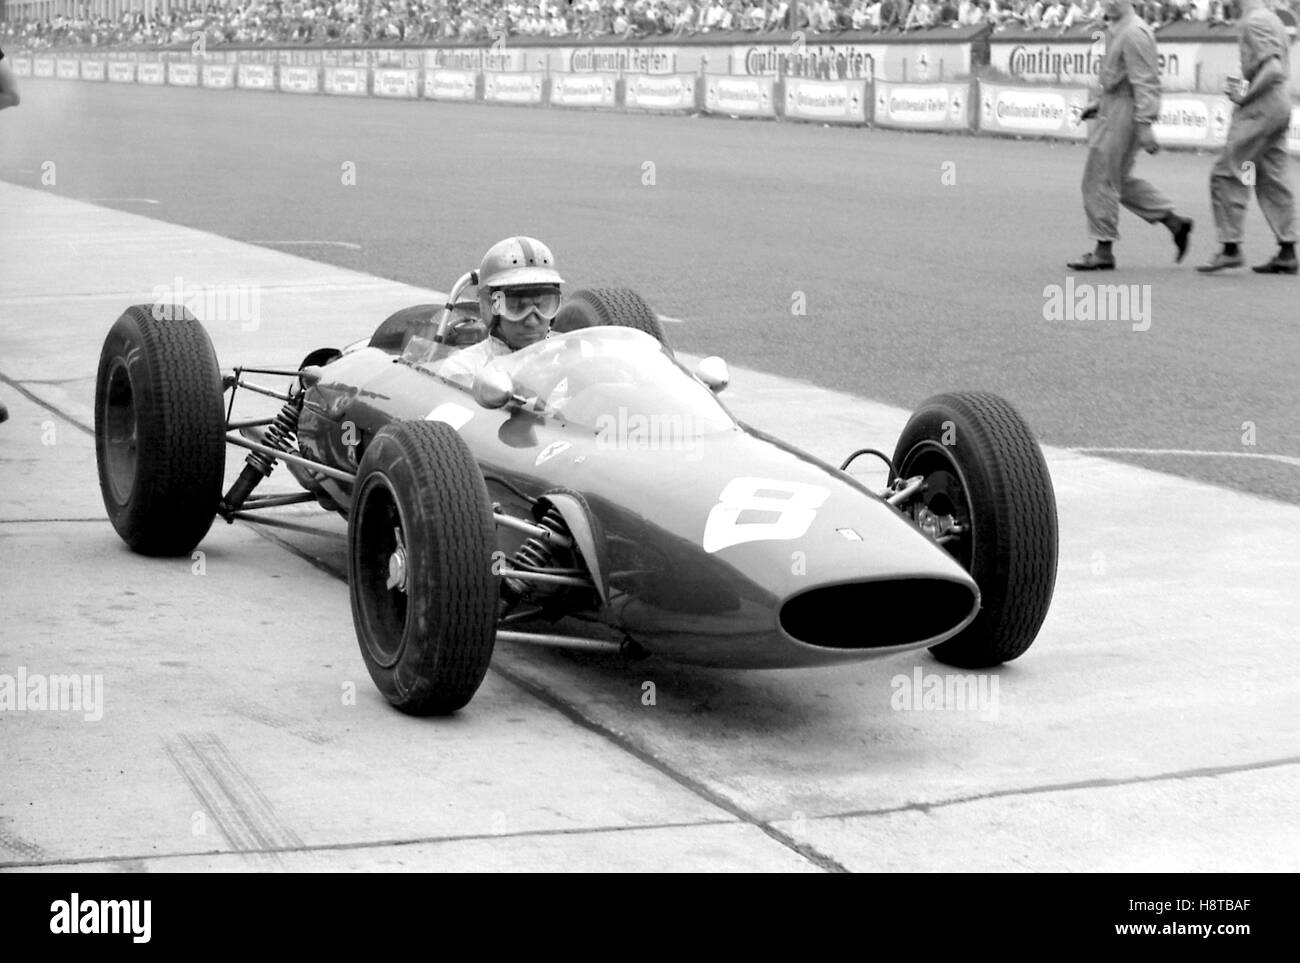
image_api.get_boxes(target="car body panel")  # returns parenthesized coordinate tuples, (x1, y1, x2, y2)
(295, 327, 980, 668)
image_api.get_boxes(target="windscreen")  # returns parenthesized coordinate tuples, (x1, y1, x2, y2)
(488, 327, 736, 439)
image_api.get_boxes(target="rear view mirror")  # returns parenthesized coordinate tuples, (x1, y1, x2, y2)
(695, 356, 729, 393)
(472, 368, 516, 410)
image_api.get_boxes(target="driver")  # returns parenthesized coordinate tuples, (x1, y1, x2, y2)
(438, 236, 564, 388)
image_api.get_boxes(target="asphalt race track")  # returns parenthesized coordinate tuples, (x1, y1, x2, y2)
(1, 79, 1298, 872)
(3, 79, 1299, 501)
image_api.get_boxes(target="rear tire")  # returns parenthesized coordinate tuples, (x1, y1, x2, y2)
(892, 391, 1058, 668)
(348, 420, 498, 715)
(94, 304, 226, 556)
(553, 288, 671, 353)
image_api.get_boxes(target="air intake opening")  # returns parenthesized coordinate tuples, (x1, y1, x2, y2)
(780, 579, 977, 650)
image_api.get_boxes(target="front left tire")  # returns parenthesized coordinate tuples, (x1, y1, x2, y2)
(892, 391, 1058, 668)
(348, 420, 499, 715)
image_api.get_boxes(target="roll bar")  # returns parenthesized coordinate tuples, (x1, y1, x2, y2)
(434, 270, 479, 344)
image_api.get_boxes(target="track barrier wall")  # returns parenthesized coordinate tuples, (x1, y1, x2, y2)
(622, 72, 698, 112)
(783, 76, 869, 125)
(703, 74, 776, 118)
(549, 71, 619, 109)
(873, 80, 971, 131)
(323, 65, 369, 96)
(9, 42, 1299, 154)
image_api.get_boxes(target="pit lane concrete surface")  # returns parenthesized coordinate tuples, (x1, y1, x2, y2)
(2, 182, 1297, 872)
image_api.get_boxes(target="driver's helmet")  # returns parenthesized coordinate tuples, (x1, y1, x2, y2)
(476, 236, 564, 345)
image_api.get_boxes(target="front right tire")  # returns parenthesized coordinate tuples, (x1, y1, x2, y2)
(94, 304, 226, 556)
(553, 287, 672, 353)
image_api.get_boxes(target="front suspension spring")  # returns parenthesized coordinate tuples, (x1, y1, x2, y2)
(507, 505, 570, 598)
(223, 395, 303, 513)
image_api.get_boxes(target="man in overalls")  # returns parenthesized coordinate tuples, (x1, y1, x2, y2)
(1197, 0, 1296, 275)
(1067, 0, 1194, 271)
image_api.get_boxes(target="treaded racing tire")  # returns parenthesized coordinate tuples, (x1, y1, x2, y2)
(552, 288, 672, 352)
(94, 304, 226, 556)
(892, 392, 1058, 668)
(348, 420, 498, 715)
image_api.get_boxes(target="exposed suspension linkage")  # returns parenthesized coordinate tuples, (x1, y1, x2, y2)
(912, 505, 966, 545)
(489, 501, 640, 657)
(513, 504, 567, 563)
(219, 374, 305, 518)
(882, 475, 966, 546)
(493, 504, 593, 605)
(884, 474, 925, 507)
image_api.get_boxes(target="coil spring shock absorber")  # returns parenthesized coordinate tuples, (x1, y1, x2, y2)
(222, 393, 303, 514)
(505, 504, 570, 599)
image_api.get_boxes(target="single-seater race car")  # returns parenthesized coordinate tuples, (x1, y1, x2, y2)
(94, 269, 1058, 715)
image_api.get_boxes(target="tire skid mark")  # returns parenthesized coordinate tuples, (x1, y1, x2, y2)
(164, 733, 303, 854)
(0, 822, 48, 861)
(243, 523, 845, 872)
(230, 698, 332, 747)
(0, 370, 93, 437)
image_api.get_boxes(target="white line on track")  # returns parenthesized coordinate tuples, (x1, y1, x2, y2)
(78, 197, 160, 204)
(248, 240, 363, 250)
(0, 279, 402, 306)
(0, 232, 195, 243)
(1068, 447, 1300, 468)
(658, 315, 685, 324)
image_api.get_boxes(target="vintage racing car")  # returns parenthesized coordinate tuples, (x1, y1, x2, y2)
(94, 274, 1059, 714)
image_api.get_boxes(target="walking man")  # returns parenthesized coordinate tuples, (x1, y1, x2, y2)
(1197, 0, 1296, 275)
(0, 44, 21, 111)
(1068, 0, 1194, 271)
(0, 45, 17, 425)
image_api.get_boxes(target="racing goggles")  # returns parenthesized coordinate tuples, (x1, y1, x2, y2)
(491, 288, 562, 323)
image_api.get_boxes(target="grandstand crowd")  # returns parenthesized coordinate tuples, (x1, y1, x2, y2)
(2, 0, 1296, 49)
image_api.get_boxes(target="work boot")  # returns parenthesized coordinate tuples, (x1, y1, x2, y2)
(1196, 250, 1244, 273)
(1066, 251, 1116, 271)
(1251, 249, 1299, 274)
(1167, 215, 1193, 263)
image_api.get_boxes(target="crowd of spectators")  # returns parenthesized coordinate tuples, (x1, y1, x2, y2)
(2, 0, 1295, 49)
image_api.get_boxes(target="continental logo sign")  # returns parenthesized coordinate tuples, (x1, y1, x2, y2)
(979, 85, 1087, 137)
(888, 92, 949, 121)
(784, 78, 866, 123)
(874, 82, 967, 129)
(995, 90, 1072, 128)
(704, 77, 775, 116)
(1152, 96, 1230, 144)
(428, 48, 527, 72)
(997, 44, 1184, 82)
(625, 74, 695, 110)
(742, 44, 876, 80)
(568, 47, 675, 73)
(793, 85, 855, 112)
